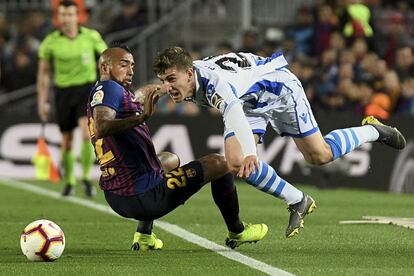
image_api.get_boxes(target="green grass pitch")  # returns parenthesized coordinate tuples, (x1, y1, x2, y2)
(1, 179, 413, 275)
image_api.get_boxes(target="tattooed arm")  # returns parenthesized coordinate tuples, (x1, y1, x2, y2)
(93, 89, 159, 139)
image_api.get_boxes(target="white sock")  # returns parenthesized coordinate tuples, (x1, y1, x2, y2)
(246, 160, 303, 205)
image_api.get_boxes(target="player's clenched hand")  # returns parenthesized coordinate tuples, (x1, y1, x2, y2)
(237, 155, 259, 179)
(142, 89, 160, 120)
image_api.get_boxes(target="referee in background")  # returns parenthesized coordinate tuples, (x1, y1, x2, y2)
(37, 0, 107, 196)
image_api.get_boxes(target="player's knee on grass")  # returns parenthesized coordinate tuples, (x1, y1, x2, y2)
(198, 154, 230, 182)
(157, 152, 180, 172)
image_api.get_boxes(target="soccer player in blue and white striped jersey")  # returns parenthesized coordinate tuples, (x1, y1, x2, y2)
(154, 47, 406, 238)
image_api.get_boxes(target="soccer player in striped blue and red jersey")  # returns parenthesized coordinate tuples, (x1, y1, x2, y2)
(87, 75, 163, 196)
(86, 44, 268, 251)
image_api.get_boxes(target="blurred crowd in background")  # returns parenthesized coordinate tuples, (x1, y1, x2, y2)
(0, 0, 414, 119)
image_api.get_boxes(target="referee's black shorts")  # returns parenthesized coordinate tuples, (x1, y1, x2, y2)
(104, 160, 205, 221)
(54, 82, 95, 132)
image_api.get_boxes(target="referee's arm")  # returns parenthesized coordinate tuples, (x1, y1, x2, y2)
(37, 59, 52, 122)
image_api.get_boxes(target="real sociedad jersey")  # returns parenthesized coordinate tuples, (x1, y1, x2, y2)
(87, 80, 162, 196)
(190, 52, 289, 116)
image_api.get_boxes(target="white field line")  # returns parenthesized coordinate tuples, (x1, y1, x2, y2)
(0, 178, 293, 276)
(340, 216, 414, 230)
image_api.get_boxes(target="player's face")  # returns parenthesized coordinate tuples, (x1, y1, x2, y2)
(110, 52, 134, 89)
(57, 5, 78, 31)
(157, 67, 194, 103)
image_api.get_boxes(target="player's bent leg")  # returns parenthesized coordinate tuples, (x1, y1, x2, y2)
(246, 160, 304, 204)
(296, 120, 404, 166)
(157, 152, 180, 172)
(129, 155, 231, 251)
(293, 131, 334, 165)
(160, 154, 227, 193)
(225, 222, 268, 249)
(226, 136, 315, 237)
(211, 173, 244, 234)
(131, 232, 163, 251)
(362, 115, 406, 150)
(103, 191, 164, 251)
(168, 158, 269, 248)
(246, 160, 316, 237)
(197, 154, 231, 182)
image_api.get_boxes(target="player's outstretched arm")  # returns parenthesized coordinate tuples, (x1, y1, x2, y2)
(224, 103, 259, 178)
(135, 84, 166, 104)
(93, 89, 159, 139)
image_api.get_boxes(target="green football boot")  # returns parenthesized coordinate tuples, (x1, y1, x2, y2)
(131, 232, 163, 251)
(225, 222, 268, 249)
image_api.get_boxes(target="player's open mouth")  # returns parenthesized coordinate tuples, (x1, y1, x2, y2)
(169, 90, 181, 98)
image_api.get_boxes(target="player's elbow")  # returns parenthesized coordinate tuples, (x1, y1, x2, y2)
(94, 119, 112, 139)
(94, 132, 104, 140)
(94, 126, 106, 139)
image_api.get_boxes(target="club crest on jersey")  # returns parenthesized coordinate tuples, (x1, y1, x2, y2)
(91, 90, 104, 107)
(185, 168, 197, 178)
(205, 84, 224, 109)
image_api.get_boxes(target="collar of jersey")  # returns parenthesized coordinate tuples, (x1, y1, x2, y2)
(187, 67, 202, 102)
(58, 26, 83, 38)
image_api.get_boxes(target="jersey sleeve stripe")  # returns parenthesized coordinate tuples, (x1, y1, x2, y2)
(254, 52, 288, 69)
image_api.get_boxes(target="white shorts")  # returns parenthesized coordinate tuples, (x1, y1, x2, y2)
(224, 68, 319, 142)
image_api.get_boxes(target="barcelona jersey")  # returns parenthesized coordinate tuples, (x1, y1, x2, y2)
(86, 80, 162, 195)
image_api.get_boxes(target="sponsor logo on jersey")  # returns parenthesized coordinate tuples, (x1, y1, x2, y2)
(299, 113, 308, 124)
(211, 93, 224, 109)
(91, 90, 104, 107)
(205, 84, 224, 109)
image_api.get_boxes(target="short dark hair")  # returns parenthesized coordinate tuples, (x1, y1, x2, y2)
(109, 41, 132, 53)
(153, 46, 193, 75)
(59, 0, 78, 8)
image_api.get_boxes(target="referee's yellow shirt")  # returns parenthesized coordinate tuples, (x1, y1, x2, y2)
(38, 26, 107, 88)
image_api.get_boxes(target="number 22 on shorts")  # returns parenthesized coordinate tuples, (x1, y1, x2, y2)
(165, 168, 187, 189)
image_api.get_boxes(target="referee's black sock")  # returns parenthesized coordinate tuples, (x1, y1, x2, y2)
(211, 173, 244, 234)
(137, 220, 153, 234)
